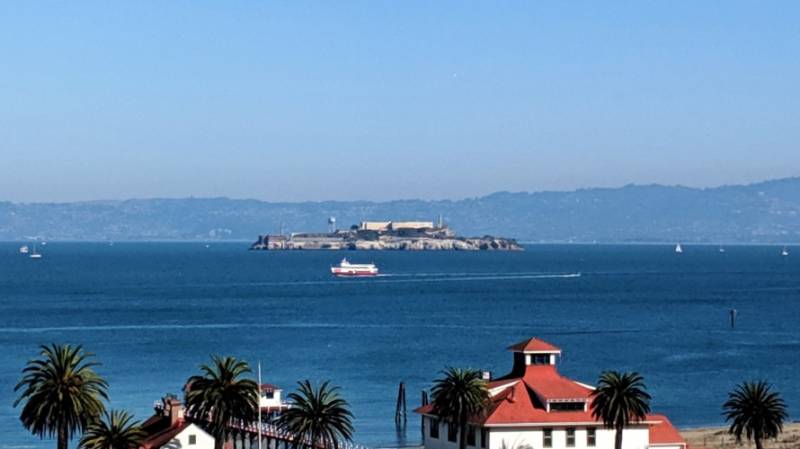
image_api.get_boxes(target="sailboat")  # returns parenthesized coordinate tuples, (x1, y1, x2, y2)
(675, 243, 683, 254)
(19, 245, 29, 254)
(29, 243, 42, 259)
(782, 246, 789, 257)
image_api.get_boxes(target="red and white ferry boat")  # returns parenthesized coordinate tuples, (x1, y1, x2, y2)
(331, 258, 379, 277)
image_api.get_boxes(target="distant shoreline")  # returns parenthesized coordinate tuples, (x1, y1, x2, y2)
(0, 240, 795, 246)
(681, 423, 800, 449)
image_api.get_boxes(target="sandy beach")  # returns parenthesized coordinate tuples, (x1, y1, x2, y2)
(682, 423, 800, 449)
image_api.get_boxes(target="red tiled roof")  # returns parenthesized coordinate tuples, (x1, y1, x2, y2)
(522, 365, 594, 401)
(140, 415, 191, 449)
(507, 338, 561, 353)
(648, 414, 686, 446)
(417, 338, 680, 433)
(260, 383, 281, 392)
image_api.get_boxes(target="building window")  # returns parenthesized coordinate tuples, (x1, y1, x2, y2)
(587, 428, 596, 447)
(448, 423, 458, 442)
(430, 419, 439, 439)
(566, 428, 575, 447)
(550, 402, 585, 412)
(264, 392, 274, 399)
(531, 354, 550, 365)
(543, 428, 552, 448)
(467, 426, 476, 446)
(480, 428, 487, 448)
(188, 435, 197, 445)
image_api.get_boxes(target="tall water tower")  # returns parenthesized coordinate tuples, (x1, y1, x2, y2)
(328, 217, 336, 233)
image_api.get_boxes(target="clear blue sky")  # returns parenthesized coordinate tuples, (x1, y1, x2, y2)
(1, 1, 798, 202)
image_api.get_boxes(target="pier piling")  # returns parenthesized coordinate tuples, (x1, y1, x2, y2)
(730, 308, 737, 328)
(395, 382, 407, 424)
(421, 390, 429, 439)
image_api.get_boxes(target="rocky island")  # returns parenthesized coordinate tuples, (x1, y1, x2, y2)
(250, 220, 522, 251)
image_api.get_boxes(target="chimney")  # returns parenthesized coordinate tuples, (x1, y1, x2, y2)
(163, 397, 184, 427)
(481, 371, 492, 381)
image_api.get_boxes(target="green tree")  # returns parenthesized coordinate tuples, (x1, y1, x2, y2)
(723, 380, 788, 449)
(590, 371, 651, 449)
(14, 344, 108, 449)
(430, 368, 490, 449)
(79, 410, 145, 449)
(276, 380, 354, 449)
(185, 356, 259, 449)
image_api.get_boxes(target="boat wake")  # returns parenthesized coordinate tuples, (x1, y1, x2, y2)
(368, 272, 581, 284)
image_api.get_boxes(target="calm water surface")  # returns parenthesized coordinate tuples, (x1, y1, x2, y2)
(0, 243, 798, 448)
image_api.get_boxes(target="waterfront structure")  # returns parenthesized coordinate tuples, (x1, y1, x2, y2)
(416, 338, 687, 449)
(259, 383, 290, 419)
(141, 397, 215, 449)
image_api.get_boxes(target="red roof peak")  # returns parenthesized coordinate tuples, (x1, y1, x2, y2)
(507, 337, 561, 353)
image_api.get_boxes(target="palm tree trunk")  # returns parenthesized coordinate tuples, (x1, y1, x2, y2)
(614, 425, 623, 449)
(754, 436, 764, 449)
(57, 422, 68, 449)
(214, 430, 224, 449)
(458, 421, 467, 449)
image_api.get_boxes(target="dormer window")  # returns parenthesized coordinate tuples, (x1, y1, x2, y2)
(550, 402, 585, 412)
(529, 354, 551, 365)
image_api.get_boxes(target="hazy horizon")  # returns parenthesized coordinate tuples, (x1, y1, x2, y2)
(3, 2, 799, 202)
(1, 175, 798, 205)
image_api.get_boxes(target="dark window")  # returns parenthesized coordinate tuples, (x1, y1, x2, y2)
(531, 354, 550, 365)
(265, 392, 274, 399)
(467, 426, 476, 446)
(448, 423, 457, 442)
(430, 419, 439, 439)
(480, 429, 487, 448)
(188, 435, 197, 445)
(566, 428, 575, 447)
(587, 428, 596, 447)
(543, 428, 552, 448)
(550, 402, 585, 412)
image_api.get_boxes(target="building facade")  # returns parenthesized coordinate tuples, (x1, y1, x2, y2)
(141, 397, 215, 449)
(259, 383, 290, 419)
(417, 338, 686, 449)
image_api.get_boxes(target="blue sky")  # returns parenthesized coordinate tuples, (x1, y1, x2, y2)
(1, 1, 798, 202)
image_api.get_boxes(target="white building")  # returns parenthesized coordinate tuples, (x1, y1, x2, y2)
(141, 397, 215, 449)
(417, 338, 687, 449)
(260, 383, 290, 419)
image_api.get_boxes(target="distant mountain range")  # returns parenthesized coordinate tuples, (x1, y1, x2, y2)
(2, 177, 800, 243)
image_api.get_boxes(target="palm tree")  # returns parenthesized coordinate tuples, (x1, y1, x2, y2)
(276, 380, 354, 449)
(590, 371, 651, 449)
(723, 380, 787, 449)
(430, 368, 490, 449)
(14, 344, 108, 449)
(79, 410, 145, 449)
(185, 355, 259, 449)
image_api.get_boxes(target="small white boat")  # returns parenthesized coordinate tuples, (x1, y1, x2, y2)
(719, 246, 725, 253)
(675, 243, 683, 254)
(782, 246, 789, 257)
(29, 244, 42, 259)
(331, 258, 379, 277)
(19, 245, 29, 254)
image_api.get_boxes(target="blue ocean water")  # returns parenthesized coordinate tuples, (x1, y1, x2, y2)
(0, 243, 798, 449)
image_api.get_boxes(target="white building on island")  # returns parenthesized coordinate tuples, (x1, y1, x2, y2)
(416, 338, 688, 449)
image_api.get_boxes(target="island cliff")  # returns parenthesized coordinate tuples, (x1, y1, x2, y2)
(250, 220, 522, 251)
